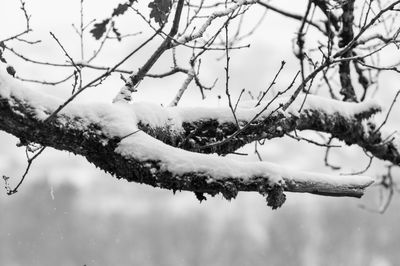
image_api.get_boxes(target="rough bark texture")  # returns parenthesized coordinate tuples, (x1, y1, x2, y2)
(139, 106, 386, 162)
(0, 78, 381, 209)
(338, 0, 358, 102)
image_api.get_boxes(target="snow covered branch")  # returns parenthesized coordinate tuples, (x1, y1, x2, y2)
(0, 72, 384, 208)
(131, 96, 381, 155)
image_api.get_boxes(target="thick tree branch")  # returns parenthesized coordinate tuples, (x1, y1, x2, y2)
(134, 93, 400, 170)
(133, 96, 381, 154)
(114, 0, 185, 103)
(338, 0, 357, 102)
(0, 74, 376, 208)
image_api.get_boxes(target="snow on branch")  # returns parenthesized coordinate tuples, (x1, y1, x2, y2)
(177, 0, 258, 45)
(0, 73, 382, 208)
(129, 95, 381, 154)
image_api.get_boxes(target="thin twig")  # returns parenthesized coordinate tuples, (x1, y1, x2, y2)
(4, 146, 46, 195)
(256, 61, 285, 107)
(224, 18, 240, 129)
(374, 90, 400, 134)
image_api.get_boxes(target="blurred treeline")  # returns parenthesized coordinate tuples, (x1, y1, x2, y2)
(1, 178, 400, 266)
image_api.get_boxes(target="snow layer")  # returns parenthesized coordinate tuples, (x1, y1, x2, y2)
(0, 72, 137, 138)
(115, 130, 373, 187)
(0, 71, 376, 189)
(130, 96, 380, 130)
(1, 68, 377, 138)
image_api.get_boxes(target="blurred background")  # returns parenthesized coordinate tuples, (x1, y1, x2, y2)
(1, 0, 400, 265)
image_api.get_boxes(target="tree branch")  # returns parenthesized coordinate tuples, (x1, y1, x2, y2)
(113, 0, 185, 103)
(338, 0, 357, 102)
(0, 73, 377, 208)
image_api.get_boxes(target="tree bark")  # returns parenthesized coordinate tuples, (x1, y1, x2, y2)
(0, 73, 383, 208)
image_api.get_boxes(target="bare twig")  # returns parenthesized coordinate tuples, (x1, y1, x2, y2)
(3, 145, 46, 195)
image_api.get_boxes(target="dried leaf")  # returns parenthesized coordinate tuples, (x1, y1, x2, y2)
(91, 1, 137, 40)
(90, 19, 110, 40)
(148, 0, 173, 26)
(112, 0, 136, 17)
